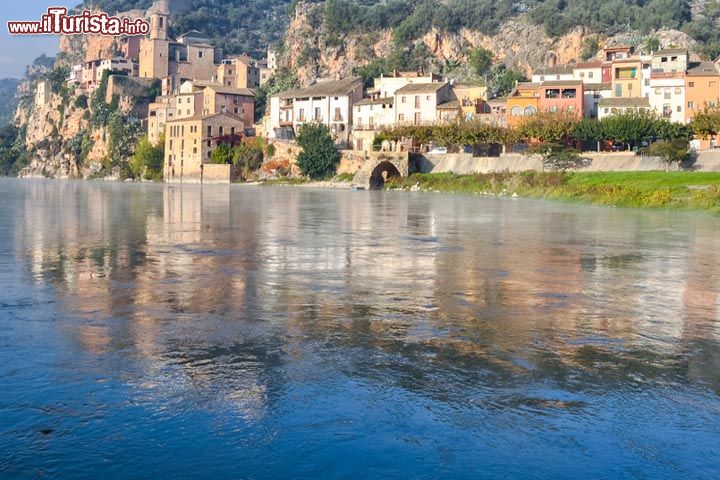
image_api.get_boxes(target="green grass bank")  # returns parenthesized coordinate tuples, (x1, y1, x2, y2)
(385, 171, 720, 213)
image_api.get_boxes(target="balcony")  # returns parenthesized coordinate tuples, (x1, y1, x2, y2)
(651, 70, 684, 79)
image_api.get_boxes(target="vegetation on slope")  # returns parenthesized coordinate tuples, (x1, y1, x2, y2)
(83, 0, 720, 64)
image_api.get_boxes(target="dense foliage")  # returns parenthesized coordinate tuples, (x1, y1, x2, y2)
(378, 111, 693, 152)
(129, 135, 164, 181)
(0, 124, 27, 176)
(295, 123, 340, 179)
(83, 0, 720, 66)
(0, 79, 19, 126)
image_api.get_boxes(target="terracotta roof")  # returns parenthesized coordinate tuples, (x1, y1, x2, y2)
(436, 100, 461, 110)
(613, 58, 642, 64)
(575, 60, 603, 69)
(584, 82, 612, 90)
(205, 84, 256, 96)
(687, 61, 719, 76)
(654, 48, 688, 56)
(356, 97, 394, 106)
(535, 66, 574, 75)
(167, 112, 244, 123)
(598, 97, 650, 108)
(540, 80, 583, 87)
(276, 77, 362, 99)
(394, 82, 448, 94)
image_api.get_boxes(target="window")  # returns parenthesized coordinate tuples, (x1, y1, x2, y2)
(628, 83, 633, 92)
(207, 126, 212, 137)
(664, 88, 671, 100)
(588, 72, 594, 79)
(580, 72, 585, 78)
(414, 112, 421, 124)
(523, 106, 536, 115)
(615, 84, 622, 97)
(234, 107, 239, 114)
(677, 105, 682, 112)
(198, 51, 204, 58)
(689, 82, 695, 88)
(549, 105, 558, 113)
(159, 17, 163, 28)
(401, 96, 406, 103)
(314, 107, 321, 120)
(688, 101, 695, 109)
(511, 106, 522, 116)
(674, 87, 682, 94)
(398, 114, 404, 122)
(219, 126, 223, 136)
(654, 88, 661, 95)
(644, 79, 650, 86)
(415, 96, 420, 108)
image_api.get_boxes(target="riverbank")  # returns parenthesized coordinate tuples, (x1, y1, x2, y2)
(385, 171, 720, 213)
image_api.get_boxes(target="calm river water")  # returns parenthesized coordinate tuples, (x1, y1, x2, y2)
(1, 178, 720, 479)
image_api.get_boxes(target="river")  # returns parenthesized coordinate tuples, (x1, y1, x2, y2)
(1, 178, 719, 478)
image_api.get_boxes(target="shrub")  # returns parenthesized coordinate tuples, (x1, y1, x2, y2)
(296, 123, 340, 179)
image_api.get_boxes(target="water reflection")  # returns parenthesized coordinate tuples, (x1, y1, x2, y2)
(2, 178, 720, 477)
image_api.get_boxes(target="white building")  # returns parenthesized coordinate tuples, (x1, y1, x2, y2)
(573, 61, 603, 84)
(583, 83, 612, 118)
(34, 80, 51, 107)
(649, 76, 686, 123)
(269, 76, 364, 146)
(393, 82, 454, 125)
(97, 57, 135, 80)
(532, 66, 574, 83)
(597, 97, 651, 120)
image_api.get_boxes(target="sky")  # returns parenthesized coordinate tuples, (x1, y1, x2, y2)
(0, 1, 74, 78)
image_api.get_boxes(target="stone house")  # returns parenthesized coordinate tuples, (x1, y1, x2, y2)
(164, 112, 245, 183)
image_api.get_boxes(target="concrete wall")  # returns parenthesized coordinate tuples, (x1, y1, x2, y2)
(416, 151, 720, 174)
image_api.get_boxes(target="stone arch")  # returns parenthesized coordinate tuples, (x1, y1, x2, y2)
(369, 161, 402, 189)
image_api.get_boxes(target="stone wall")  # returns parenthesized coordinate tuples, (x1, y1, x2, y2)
(202, 164, 232, 184)
(416, 151, 720, 174)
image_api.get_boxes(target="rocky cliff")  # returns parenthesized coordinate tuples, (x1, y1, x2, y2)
(281, 3, 696, 85)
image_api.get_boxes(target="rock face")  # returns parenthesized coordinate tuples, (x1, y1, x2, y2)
(279, 6, 696, 83)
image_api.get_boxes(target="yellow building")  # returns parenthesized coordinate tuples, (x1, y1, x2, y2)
(451, 84, 488, 120)
(164, 112, 245, 183)
(611, 58, 643, 98)
(139, 11, 170, 79)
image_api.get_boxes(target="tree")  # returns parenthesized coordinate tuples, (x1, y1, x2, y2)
(644, 36, 660, 53)
(0, 124, 24, 176)
(296, 123, 340, 179)
(469, 47, 494, 78)
(232, 140, 265, 180)
(581, 37, 600, 61)
(691, 106, 720, 142)
(647, 139, 689, 170)
(519, 111, 579, 144)
(487, 64, 525, 97)
(210, 143, 232, 164)
(527, 143, 589, 171)
(129, 136, 164, 181)
(573, 118, 604, 151)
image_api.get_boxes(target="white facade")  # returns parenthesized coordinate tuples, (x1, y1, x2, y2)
(640, 56, 652, 98)
(573, 65, 603, 84)
(649, 77, 686, 123)
(394, 83, 452, 125)
(268, 77, 364, 146)
(354, 99, 395, 131)
(34, 80, 51, 107)
(97, 57, 134, 80)
(582, 85, 612, 118)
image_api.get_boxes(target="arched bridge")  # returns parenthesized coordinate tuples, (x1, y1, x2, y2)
(352, 152, 410, 189)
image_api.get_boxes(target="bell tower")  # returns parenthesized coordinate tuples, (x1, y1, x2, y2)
(150, 12, 169, 41)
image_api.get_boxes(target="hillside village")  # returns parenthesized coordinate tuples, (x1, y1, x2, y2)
(11, 1, 720, 185)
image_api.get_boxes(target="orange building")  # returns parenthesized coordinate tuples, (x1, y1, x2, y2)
(507, 82, 540, 127)
(538, 80, 584, 117)
(685, 61, 720, 148)
(685, 62, 720, 121)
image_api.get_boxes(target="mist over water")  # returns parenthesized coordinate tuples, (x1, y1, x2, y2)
(1, 178, 719, 478)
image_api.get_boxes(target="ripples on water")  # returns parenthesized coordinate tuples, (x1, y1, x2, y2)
(1, 178, 719, 479)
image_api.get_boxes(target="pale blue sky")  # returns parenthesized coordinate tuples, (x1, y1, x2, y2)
(1, 1, 74, 78)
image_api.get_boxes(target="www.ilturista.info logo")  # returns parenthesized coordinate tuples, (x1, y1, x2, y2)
(7, 7, 150, 36)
